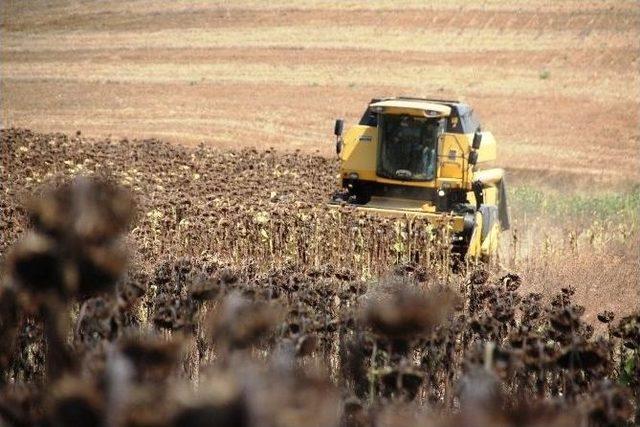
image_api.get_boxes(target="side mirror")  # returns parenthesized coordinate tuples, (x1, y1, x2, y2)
(334, 119, 344, 137)
(472, 131, 482, 150)
(468, 150, 479, 166)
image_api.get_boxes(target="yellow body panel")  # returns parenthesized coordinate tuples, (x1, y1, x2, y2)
(472, 168, 504, 185)
(437, 133, 470, 182)
(466, 181, 499, 208)
(467, 212, 483, 259)
(476, 132, 497, 164)
(481, 222, 501, 259)
(340, 125, 379, 181)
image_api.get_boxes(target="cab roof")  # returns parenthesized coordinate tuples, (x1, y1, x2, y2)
(369, 99, 452, 118)
(360, 97, 479, 134)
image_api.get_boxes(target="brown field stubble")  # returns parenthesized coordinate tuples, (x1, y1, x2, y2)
(0, 129, 638, 426)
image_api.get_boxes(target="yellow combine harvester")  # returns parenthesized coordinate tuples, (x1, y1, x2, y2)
(329, 97, 509, 261)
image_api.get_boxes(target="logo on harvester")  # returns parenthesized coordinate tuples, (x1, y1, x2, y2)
(359, 136, 372, 143)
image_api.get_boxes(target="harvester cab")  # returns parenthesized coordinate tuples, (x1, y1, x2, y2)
(330, 97, 509, 261)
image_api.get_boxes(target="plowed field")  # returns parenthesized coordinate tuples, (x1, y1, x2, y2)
(2, 0, 639, 186)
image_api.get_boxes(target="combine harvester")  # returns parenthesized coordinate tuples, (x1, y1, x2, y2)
(330, 97, 509, 261)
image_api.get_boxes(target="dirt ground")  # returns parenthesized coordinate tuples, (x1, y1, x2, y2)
(2, 0, 639, 187)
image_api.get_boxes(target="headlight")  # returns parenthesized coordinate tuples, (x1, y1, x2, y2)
(348, 172, 359, 180)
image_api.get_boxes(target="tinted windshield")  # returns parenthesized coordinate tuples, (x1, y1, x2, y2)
(377, 115, 440, 181)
